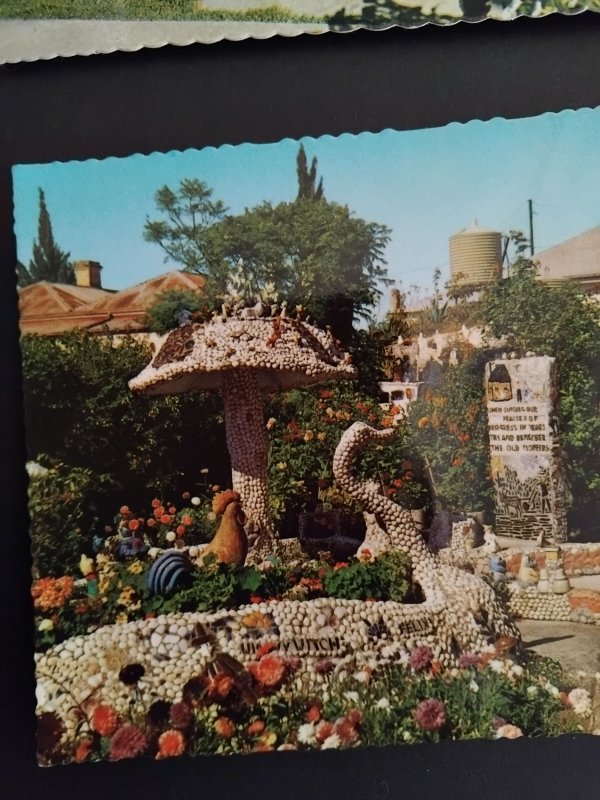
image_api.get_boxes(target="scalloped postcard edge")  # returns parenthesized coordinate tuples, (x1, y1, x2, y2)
(0, 4, 596, 65)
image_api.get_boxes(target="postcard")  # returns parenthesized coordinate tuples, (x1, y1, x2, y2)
(13, 107, 600, 767)
(0, 1, 597, 63)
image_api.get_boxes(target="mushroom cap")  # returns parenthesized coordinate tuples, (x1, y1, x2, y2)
(129, 316, 357, 395)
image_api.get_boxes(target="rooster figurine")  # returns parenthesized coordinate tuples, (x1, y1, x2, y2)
(200, 490, 248, 567)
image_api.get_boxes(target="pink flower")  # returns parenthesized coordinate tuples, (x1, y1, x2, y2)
(458, 653, 481, 669)
(409, 645, 434, 672)
(413, 699, 446, 731)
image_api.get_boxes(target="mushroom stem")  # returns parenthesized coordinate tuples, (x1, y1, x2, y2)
(221, 370, 275, 555)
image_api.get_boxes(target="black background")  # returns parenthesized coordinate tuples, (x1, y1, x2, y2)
(2, 12, 600, 799)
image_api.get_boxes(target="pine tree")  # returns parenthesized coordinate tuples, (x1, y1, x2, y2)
(25, 189, 74, 285)
(296, 145, 324, 201)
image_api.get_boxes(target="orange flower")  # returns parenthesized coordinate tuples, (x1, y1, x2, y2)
(182, 515, 193, 526)
(154, 507, 165, 519)
(128, 519, 139, 531)
(417, 416, 430, 429)
(206, 674, 234, 701)
(247, 720, 265, 736)
(176, 525, 186, 537)
(32, 576, 75, 611)
(333, 562, 349, 571)
(160, 514, 172, 525)
(168, 506, 177, 515)
(256, 641, 277, 660)
(146, 518, 156, 527)
(151, 498, 161, 508)
(306, 704, 321, 723)
(74, 737, 93, 763)
(248, 653, 286, 688)
(157, 729, 185, 759)
(91, 704, 119, 737)
(119, 505, 130, 515)
(242, 611, 271, 630)
(214, 717, 235, 739)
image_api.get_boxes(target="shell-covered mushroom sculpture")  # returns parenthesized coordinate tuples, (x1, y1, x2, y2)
(129, 313, 356, 560)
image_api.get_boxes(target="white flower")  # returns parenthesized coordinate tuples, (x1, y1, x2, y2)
(375, 698, 390, 710)
(488, 659, 504, 673)
(207, 511, 217, 522)
(344, 691, 359, 702)
(321, 733, 341, 750)
(297, 723, 317, 745)
(200, 468, 209, 475)
(568, 687, 592, 717)
(166, 531, 176, 543)
(527, 685, 538, 698)
(35, 683, 49, 707)
(546, 684, 560, 698)
(191, 496, 201, 506)
(469, 680, 479, 693)
(148, 547, 160, 559)
(38, 618, 54, 632)
(353, 670, 370, 684)
(188, 546, 199, 558)
(509, 664, 524, 679)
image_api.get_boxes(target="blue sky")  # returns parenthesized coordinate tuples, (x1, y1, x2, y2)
(12, 106, 600, 317)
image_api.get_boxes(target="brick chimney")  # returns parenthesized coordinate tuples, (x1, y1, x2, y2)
(74, 260, 102, 289)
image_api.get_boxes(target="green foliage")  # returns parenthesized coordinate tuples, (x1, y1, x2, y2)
(481, 260, 600, 522)
(28, 458, 110, 577)
(145, 288, 206, 333)
(142, 162, 391, 344)
(408, 347, 494, 512)
(144, 179, 228, 274)
(323, 551, 412, 601)
(20, 331, 227, 505)
(0, 1, 323, 22)
(19, 189, 73, 287)
(266, 383, 429, 527)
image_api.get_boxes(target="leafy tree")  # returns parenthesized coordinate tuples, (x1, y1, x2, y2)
(143, 163, 391, 344)
(19, 189, 74, 286)
(145, 288, 206, 333)
(208, 199, 391, 344)
(481, 259, 600, 527)
(20, 332, 227, 510)
(296, 144, 324, 201)
(143, 179, 228, 274)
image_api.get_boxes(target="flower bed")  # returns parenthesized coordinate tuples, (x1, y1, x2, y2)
(36, 636, 591, 765)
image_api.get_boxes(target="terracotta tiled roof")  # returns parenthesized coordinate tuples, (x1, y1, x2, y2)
(18, 270, 205, 336)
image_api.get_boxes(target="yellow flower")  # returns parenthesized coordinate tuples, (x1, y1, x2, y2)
(317, 432, 326, 441)
(277, 462, 287, 470)
(266, 418, 277, 430)
(117, 586, 138, 607)
(303, 431, 314, 442)
(128, 561, 143, 575)
(115, 612, 129, 625)
(259, 731, 277, 747)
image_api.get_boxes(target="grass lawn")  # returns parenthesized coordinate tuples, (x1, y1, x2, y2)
(0, 1, 324, 22)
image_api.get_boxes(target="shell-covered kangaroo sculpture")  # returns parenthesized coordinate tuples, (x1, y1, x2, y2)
(333, 422, 520, 654)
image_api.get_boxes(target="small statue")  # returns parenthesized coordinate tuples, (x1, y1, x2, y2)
(517, 553, 539, 588)
(488, 554, 507, 583)
(178, 308, 193, 327)
(199, 490, 248, 567)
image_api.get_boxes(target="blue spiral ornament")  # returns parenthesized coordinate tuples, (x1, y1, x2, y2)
(147, 550, 192, 596)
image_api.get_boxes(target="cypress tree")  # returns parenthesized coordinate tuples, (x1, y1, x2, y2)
(27, 189, 74, 284)
(296, 145, 324, 201)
